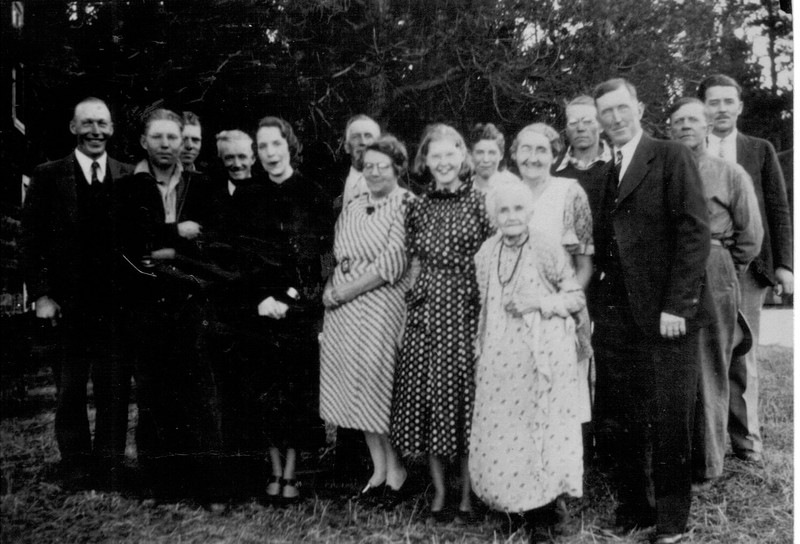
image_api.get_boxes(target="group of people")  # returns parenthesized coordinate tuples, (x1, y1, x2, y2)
(20, 73, 791, 544)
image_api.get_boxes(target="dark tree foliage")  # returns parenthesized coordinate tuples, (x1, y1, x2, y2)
(19, 0, 793, 174)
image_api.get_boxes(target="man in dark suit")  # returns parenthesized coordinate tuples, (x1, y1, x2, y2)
(698, 74, 793, 464)
(117, 108, 222, 501)
(21, 97, 133, 490)
(591, 79, 710, 544)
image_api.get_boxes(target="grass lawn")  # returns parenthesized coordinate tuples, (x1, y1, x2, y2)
(0, 346, 792, 543)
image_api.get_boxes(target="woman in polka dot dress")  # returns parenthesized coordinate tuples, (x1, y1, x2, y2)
(469, 179, 585, 540)
(390, 124, 493, 520)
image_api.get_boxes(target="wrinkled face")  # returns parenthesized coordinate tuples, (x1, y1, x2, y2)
(595, 86, 643, 147)
(565, 104, 600, 151)
(346, 119, 380, 164)
(220, 139, 255, 181)
(140, 119, 182, 168)
(362, 150, 398, 199)
(669, 102, 709, 152)
(70, 102, 114, 159)
(471, 139, 502, 181)
(256, 126, 292, 182)
(180, 124, 202, 167)
(703, 85, 743, 136)
(425, 138, 465, 188)
(512, 131, 553, 183)
(495, 190, 533, 239)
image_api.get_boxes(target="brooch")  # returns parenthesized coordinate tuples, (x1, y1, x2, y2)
(340, 257, 351, 273)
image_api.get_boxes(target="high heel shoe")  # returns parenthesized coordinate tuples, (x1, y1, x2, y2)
(351, 481, 385, 505)
(381, 479, 411, 509)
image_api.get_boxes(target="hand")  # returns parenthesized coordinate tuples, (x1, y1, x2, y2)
(505, 298, 539, 318)
(774, 267, 794, 297)
(177, 220, 202, 240)
(322, 284, 340, 308)
(35, 296, 60, 321)
(257, 297, 289, 319)
(659, 312, 686, 339)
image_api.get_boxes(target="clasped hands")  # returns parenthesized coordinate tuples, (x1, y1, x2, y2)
(504, 291, 540, 318)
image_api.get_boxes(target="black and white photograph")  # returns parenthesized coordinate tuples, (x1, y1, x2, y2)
(0, 1, 793, 542)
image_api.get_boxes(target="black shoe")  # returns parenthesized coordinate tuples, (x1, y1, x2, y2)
(351, 481, 385, 505)
(454, 508, 480, 525)
(734, 450, 763, 465)
(428, 507, 454, 523)
(380, 478, 412, 509)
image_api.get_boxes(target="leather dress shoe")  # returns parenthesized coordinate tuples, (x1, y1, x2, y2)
(351, 481, 385, 505)
(734, 450, 763, 465)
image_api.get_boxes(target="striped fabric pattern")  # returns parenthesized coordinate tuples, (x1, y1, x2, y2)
(319, 188, 414, 434)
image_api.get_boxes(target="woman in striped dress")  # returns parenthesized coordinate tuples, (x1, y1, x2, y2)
(320, 135, 415, 505)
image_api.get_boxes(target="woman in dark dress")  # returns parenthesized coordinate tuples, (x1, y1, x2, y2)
(390, 124, 493, 521)
(222, 116, 332, 501)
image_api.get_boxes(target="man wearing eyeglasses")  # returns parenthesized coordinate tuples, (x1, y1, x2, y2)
(553, 95, 612, 219)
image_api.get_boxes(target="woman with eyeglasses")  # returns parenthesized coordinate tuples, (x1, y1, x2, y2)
(319, 134, 416, 508)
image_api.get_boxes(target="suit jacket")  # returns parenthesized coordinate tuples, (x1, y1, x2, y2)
(736, 132, 792, 286)
(590, 134, 711, 336)
(21, 152, 133, 311)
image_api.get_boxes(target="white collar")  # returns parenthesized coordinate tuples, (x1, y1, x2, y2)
(74, 149, 108, 184)
(709, 128, 738, 144)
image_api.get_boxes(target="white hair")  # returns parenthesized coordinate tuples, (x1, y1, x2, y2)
(485, 178, 535, 229)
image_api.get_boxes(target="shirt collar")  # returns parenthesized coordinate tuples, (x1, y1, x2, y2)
(134, 159, 183, 190)
(708, 128, 738, 146)
(74, 149, 108, 183)
(617, 129, 643, 161)
(555, 140, 612, 172)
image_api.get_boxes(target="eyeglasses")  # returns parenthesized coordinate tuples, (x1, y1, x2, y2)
(566, 118, 596, 128)
(362, 162, 393, 174)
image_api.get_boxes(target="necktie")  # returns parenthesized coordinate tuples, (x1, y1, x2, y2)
(614, 150, 623, 184)
(91, 161, 100, 185)
(718, 138, 726, 159)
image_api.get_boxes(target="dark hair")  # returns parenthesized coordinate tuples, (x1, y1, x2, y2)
(667, 97, 709, 121)
(468, 123, 505, 152)
(256, 116, 302, 165)
(592, 78, 639, 102)
(142, 108, 183, 135)
(356, 134, 409, 177)
(510, 122, 564, 157)
(182, 111, 201, 127)
(697, 74, 742, 101)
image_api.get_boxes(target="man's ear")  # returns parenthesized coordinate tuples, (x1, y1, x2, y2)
(69, 119, 78, 136)
(140, 134, 148, 151)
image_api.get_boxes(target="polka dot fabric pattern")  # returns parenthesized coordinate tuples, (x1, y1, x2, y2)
(390, 182, 493, 459)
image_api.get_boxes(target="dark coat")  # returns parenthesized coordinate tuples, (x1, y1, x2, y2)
(21, 152, 133, 311)
(590, 134, 711, 336)
(736, 132, 792, 286)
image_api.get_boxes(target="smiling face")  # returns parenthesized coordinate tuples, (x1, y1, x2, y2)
(180, 124, 202, 168)
(140, 119, 182, 169)
(565, 103, 600, 152)
(512, 130, 553, 184)
(70, 101, 114, 159)
(495, 187, 533, 239)
(471, 139, 503, 182)
(595, 85, 643, 147)
(362, 149, 398, 199)
(669, 102, 709, 152)
(220, 139, 256, 181)
(703, 85, 743, 138)
(256, 126, 293, 183)
(425, 137, 465, 189)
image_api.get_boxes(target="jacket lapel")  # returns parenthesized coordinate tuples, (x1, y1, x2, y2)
(736, 133, 755, 174)
(617, 133, 654, 204)
(60, 154, 80, 225)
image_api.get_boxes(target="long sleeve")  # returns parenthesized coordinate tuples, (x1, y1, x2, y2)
(761, 139, 793, 272)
